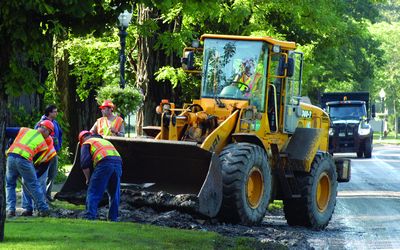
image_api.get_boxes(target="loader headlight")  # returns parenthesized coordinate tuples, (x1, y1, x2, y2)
(162, 104, 171, 112)
(329, 128, 334, 136)
(358, 123, 371, 136)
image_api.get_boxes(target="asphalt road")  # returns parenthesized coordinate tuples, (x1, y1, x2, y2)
(307, 144, 400, 249)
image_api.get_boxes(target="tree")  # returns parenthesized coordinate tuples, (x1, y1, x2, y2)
(0, 0, 118, 241)
(370, 21, 400, 137)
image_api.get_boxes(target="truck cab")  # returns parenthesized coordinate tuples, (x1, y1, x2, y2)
(322, 92, 375, 158)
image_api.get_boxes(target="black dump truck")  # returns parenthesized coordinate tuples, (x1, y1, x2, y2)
(321, 92, 375, 158)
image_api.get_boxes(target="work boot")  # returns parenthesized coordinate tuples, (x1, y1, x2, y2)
(37, 209, 50, 217)
(21, 210, 33, 217)
(7, 210, 16, 218)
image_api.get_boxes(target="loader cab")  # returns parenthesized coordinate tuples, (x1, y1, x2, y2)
(198, 34, 303, 134)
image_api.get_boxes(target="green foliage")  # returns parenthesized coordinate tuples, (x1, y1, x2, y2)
(369, 21, 400, 112)
(0, 0, 116, 96)
(56, 146, 73, 183)
(61, 34, 120, 101)
(155, 66, 187, 88)
(155, 66, 201, 102)
(8, 105, 42, 128)
(96, 85, 143, 116)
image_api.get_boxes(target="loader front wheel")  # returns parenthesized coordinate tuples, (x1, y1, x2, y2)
(218, 143, 271, 225)
(283, 152, 338, 230)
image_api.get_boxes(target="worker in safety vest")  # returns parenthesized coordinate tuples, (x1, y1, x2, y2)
(21, 131, 57, 216)
(5, 120, 53, 217)
(90, 100, 125, 137)
(79, 130, 122, 221)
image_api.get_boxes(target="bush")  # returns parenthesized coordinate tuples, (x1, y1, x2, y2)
(96, 85, 143, 116)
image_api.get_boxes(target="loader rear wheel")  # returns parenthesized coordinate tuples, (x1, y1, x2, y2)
(283, 152, 338, 230)
(218, 143, 271, 225)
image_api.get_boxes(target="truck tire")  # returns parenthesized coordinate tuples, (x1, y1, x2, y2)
(364, 138, 372, 158)
(218, 143, 271, 225)
(283, 152, 338, 230)
(356, 151, 363, 158)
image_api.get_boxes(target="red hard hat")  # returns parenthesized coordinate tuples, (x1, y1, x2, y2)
(78, 130, 92, 145)
(39, 120, 54, 136)
(99, 100, 115, 109)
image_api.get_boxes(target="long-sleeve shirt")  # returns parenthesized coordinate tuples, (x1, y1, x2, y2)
(80, 135, 122, 170)
(35, 115, 63, 152)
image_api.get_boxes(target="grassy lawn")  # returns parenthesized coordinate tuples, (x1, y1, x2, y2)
(373, 131, 400, 145)
(4, 217, 273, 250)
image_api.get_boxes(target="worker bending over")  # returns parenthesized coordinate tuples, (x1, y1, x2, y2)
(21, 122, 57, 216)
(90, 100, 125, 137)
(79, 130, 122, 221)
(5, 121, 53, 217)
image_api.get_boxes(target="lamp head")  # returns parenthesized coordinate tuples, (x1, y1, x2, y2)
(118, 10, 132, 28)
(379, 88, 386, 99)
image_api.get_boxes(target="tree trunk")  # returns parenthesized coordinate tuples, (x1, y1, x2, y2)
(135, 4, 181, 134)
(54, 48, 99, 158)
(0, 90, 7, 241)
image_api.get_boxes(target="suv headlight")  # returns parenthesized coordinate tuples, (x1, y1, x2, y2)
(329, 128, 334, 136)
(358, 123, 371, 136)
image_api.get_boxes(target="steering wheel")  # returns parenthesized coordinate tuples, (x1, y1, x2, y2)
(232, 81, 250, 93)
(187, 104, 203, 113)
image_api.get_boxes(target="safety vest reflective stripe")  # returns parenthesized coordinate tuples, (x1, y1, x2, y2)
(34, 139, 57, 165)
(7, 128, 48, 161)
(113, 117, 123, 131)
(97, 116, 123, 136)
(83, 138, 120, 166)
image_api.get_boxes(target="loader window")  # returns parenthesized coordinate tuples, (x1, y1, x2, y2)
(201, 38, 268, 111)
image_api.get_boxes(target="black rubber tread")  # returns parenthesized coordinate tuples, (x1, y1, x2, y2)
(364, 138, 372, 158)
(218, 142, 271, 225)
(283, 152, 338, 230)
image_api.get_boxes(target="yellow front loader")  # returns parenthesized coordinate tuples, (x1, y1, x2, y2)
(57, 34, 350, 230)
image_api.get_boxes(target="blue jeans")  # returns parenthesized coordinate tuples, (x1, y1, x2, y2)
(6, 155, 49, 212)
(22, 168, 49, 211)
(46, 156, 58, 199)
(85, 160, 122, 221)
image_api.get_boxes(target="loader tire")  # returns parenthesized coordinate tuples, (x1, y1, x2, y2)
(283, 152, 338, 230)
(218, 143, 271, 225)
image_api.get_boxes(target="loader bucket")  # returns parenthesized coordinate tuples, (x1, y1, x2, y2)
(56, 137, 223, 217)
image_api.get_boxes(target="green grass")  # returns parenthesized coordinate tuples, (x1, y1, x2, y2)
(3, 218, 277, 250)
(51, 200, 85, 211)
(373, 131, 400, 144)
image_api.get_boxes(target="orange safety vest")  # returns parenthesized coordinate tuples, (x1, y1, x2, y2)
(7, 127, 48, 161)
(34, 136, 57, 166)
(83, 138, 120, 166)
(97, 116, 123, 136)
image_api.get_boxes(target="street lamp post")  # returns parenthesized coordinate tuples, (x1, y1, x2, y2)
(118, 10, 132, 89)
(379, 88, 386, 140)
